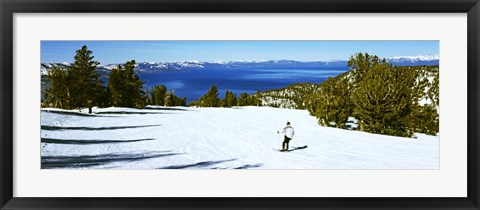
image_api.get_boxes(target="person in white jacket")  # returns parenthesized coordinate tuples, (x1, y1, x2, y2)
(278, 121, 294, 151)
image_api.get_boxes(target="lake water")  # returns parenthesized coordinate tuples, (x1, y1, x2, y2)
(138, 68, 348, 102)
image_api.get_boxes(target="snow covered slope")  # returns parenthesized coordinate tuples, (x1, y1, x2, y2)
(41, 106, 439, 169)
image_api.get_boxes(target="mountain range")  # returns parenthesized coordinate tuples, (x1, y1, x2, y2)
(40, 55, 439, 75)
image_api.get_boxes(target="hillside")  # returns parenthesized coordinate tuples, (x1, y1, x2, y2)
(255, 83, 322, 109)
(41, 106, 439, 169)
(253, 65, 439, 111)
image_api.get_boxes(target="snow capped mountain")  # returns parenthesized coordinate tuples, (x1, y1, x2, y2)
(386, 54, 439, 66)
(40, 62, 71, 75)
(41, 56, 439, 75)
(388, 54, 439, 61)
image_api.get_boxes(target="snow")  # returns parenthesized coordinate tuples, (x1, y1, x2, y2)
(41, 106, 439, 169)
(388, 54, 439, 62)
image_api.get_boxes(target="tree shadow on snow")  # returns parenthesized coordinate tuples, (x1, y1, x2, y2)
(95, 111, 174, 115)
(233, 163, 263, 169)
(158, 159, 237, 169)
(41, 110, 113, 117)
(41, 138, 155, 145)
(41, 151, 181, 169)
(41, 124, 160, 131)
(143, 107, 190, 111)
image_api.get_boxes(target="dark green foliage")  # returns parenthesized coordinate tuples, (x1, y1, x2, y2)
(352, 62, 417, 137)
(237, 92, 256, 106)
(199, 85, 220, 107)
(42, 45, 191, 110)
(428, 70, 439, 107)
(308, 76, 352, 128)
(43, 45, 105, 113)
(146, 85, 186, 107)
(254, 90, 262, 106)
(221, 90, 237, 107)
(237, 93, 249, 106)
(107, 60, 146, 108)
(257, 83, 321, 109)
(68, 45, 103, 113)
(188, 100, 200, 107)
(347, 52, 381, 84)
(306, 52, 439, 138)
(408, 104, 439, 135)
(149, 85, 168, 106)
(164, 90, 187, 107)
(107, 65, 125, 107)
(96, 86, 110, 108)
(42, 66, 70, 109)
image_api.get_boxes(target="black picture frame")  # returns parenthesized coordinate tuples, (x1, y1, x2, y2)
(1, 0, 479, 209)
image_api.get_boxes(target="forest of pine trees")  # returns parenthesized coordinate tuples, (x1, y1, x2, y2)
(307, 52, 439, 137)
(42, 46, 105, 113)
(188, 85, 260, 107)
(42, 45, 186, 111)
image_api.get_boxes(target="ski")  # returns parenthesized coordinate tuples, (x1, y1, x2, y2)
(273, 145, 308, 152)
(273, 148, 290, 152)
(292, 145, 308, 149)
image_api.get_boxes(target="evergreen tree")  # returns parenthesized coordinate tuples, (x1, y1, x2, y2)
(145, 87, 150, 105)
(347, 52, 381, 84)
(254, 90, 262, 106)
(408, 104, 439, 135)
(107, 60, 145, 108)
(107, 64, 125, 107)
(42, 66, 70, 109)
(305, 53, 439, 137)
(179, 97, 187, 106)
(352, 62, 416, 137)
(221, 89, 237, 107)
(428, 71, 440, 107)
(310, 76, 352, 128)
(189, 100, 200, 107)
(164, 91, 173, 107)
(150, 85, 168, 106)
(199, 85, 220, 107)
(68, 45, 102, 113)
(123, 60, 145, 108)
(237, 92, 252, 106)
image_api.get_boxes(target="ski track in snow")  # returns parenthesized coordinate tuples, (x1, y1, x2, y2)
(40, 106, 440, 170)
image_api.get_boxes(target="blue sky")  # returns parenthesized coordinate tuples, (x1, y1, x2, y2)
(41, 40, 439, 64)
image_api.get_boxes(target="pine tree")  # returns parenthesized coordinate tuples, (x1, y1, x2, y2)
(107, 65, 125, 107)
(150, 84, 168, 106)
(237, 92, 252, 106)
(68, 45, 102, 113)
(107, 60, 145, 108)
(221, 89, 237, 107)
(145, 87, 150, 105)
(428, 71, 439, 107)
(310, 76, 352, 128)
(254, 90, 262, 106)
(347, 52, 380, 84)
(124, 60, 145, 108)
(352, 62, 416, 137)
(408, 103, 439, 135)
(42, 66, 70, 109)
(164, 91, 173, 107)
(199, 85, 220, 107)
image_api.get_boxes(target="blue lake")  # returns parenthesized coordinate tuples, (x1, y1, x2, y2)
(138, 68, 348, 102)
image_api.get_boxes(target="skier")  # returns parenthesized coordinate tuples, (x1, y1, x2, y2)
(277, 121, 294, 151)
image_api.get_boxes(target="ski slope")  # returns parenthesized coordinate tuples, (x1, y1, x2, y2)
(41, 106, 439, 169)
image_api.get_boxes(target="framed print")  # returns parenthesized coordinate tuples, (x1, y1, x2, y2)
(1, 0, 479, 209)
